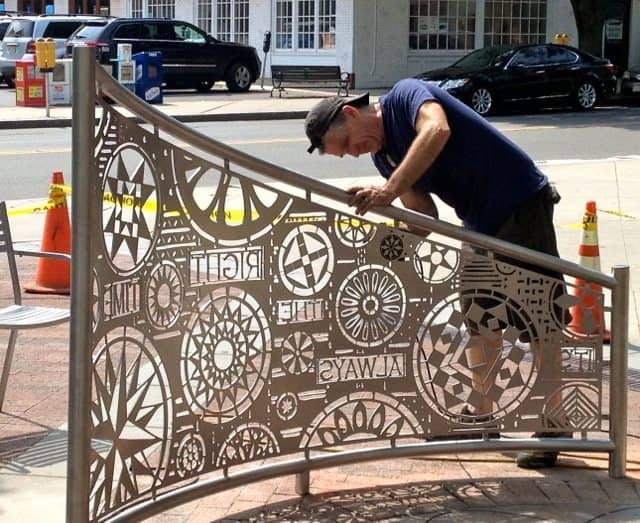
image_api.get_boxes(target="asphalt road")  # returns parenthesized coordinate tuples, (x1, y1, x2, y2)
(0, 96, 639, 201)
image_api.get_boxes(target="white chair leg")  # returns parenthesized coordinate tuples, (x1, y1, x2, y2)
(0, 329, 18, 411)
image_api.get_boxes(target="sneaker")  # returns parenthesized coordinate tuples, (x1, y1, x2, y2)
(516, 431, 573, 469)
(459, 404, 495, 424)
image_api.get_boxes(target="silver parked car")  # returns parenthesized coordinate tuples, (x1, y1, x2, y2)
(622, 66, 640, 99)
(0, 14, 108, 87)
(0, 16, 12, 86)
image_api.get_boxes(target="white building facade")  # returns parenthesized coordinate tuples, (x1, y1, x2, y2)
(106, 0, 583, 88)
(4, 0, 638, 88)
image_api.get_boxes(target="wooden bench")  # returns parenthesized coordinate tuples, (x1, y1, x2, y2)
(270, 65, 350, 97)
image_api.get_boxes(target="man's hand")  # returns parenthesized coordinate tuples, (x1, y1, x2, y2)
(346, 185, 395, 215)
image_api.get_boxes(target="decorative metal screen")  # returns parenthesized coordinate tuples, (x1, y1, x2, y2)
(85, 99, 611, 521)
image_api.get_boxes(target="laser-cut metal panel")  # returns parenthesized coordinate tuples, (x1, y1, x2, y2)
(88, 103, 605, 521)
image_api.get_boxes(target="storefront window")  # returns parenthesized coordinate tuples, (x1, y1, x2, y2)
(131, 0, 142, 17)
(409, 0, 548, 51)
(147, 0, 174, 18)
(197, 0, 213, 34)
(130, 0, 175, 18)
(318, 0, 335, 49)
(275, 0, 335, 51)
(409, 0, 476, 50)
(484, 0, 547, 46)
(212, 0, 249, 44)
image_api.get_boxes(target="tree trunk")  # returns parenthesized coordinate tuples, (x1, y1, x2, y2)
(570, 0, 608, 56)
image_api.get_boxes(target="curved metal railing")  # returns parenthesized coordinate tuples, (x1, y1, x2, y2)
(67, 47, 629, 522)
(93, 66, 614, 288)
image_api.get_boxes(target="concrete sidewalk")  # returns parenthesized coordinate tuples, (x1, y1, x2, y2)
(1, 88, 640, 522)
(0, 84, 355, 129)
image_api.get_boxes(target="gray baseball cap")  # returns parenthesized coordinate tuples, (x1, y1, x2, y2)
(305, 92, 370, 153)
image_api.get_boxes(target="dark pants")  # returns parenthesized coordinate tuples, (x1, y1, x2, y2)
(462, 183, 568, 340)
(493, 183, 562, 274)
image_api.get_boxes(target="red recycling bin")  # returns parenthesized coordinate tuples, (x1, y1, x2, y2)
(15, 55, 46, 107)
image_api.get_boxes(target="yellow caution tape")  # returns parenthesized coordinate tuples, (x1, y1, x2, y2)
(23, 183, 639, 233)
(600, 208, 639, 221)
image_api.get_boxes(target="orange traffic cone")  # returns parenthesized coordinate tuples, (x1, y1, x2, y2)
(24, 171, 71, 295)
(568, 201, 610, 342)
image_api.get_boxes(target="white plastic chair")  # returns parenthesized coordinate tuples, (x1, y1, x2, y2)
(0, 201, 70, 411)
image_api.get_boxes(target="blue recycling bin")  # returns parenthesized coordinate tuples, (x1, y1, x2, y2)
(132, 51, 163, 104)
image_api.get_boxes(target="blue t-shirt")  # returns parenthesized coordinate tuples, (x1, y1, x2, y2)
(372, 79, 547, 234)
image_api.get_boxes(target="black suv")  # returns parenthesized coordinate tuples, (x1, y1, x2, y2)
(66, 18, 261, 92)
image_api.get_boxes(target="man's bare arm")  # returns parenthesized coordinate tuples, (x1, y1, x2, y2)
(348, 101, 450, 215)
(397, 187, 438, 236)
(384, 101, 450, 198)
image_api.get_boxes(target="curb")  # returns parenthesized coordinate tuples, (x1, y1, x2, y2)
(0, 110, 309, 130)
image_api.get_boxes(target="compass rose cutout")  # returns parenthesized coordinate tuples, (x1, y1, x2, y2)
(413, 240, 459, 284)
(278, 225, 334, 296)
(181, 287, 271, 421)
(102, 144, 159, 274)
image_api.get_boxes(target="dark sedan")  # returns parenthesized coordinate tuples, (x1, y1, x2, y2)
(415, 44, 616, 116)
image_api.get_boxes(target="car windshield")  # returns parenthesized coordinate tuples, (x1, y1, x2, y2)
(6, 19, 34, 38)
(452, 46, 515, 68)
(70, 24, 107, 40)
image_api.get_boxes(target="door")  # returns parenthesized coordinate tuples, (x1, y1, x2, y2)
(500, 45, 552, 101)
(168, 21, 220, 84)
(543, 46, 581, 98)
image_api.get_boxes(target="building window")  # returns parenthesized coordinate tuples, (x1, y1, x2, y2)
(275, 0, 335, 51)
(409, 1, 548, 51)
(318, 0, 335, 49)
(129, 0, 174, 18)
(195, 1, 249, 44)
(148, 0, 174, 18)
(197, 0, 213, 34)
(276, 0, 293, 49)
(217, 0, 249, 43)
(298, 0, 315, 49)
(130, 0, 142, 17)
(409, 0, 476, 50)
(484, 0, 547, 46)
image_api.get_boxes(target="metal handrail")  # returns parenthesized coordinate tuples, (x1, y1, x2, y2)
(94, 65, 616, 289)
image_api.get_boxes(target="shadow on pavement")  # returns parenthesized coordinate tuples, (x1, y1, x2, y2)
(0, 429, 67, 472)
(223, 475, 640, 522)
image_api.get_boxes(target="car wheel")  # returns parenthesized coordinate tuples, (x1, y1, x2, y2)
(195, 80, 214, 93)
(575, 81, 598, 110)
(470, 87, 494, 116)
(225, 62, 253, 92)
(5, 76, 15, 88)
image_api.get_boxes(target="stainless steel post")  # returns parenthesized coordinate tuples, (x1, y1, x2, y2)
(609, 265, 629, 478)
(295, 470, 310, 495)
(66, 44, 96, 522)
